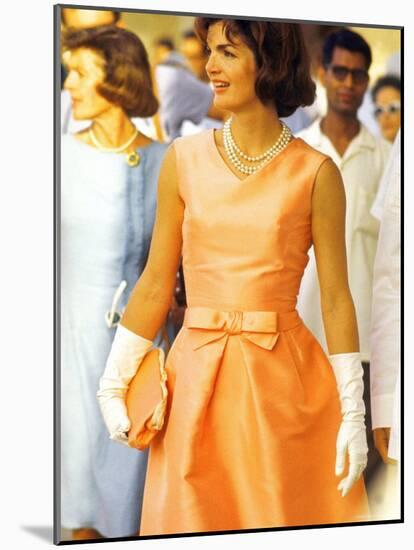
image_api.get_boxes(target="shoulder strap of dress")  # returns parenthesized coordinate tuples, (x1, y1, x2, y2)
(172, 131, 210, 202)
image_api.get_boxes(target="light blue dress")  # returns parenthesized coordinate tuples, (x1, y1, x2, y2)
(60, 134, 169, 537)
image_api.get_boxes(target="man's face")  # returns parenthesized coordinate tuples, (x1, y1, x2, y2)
(153, 45, 172, 65)
(320, 47, 369, 116)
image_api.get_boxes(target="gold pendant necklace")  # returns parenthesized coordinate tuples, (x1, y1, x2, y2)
(127, 151, 140, 167)
(89, 126, 141, 167)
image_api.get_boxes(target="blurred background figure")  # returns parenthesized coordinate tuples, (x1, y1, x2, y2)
(296, 28, 391, 490)
(369, 131, 401, 519)
(153, 36, 175, 65)
(61, 25, 171, 541)
(371, 75, 401, 143)
(180, 29, 210, 82)
(62, 7, 124, 29)
(152, 28, 227, 140)
(356, 46, 400, 138)
(61, 8, 157, 139)
(281, 24, 342, 133)
(386, 50, 401, 77)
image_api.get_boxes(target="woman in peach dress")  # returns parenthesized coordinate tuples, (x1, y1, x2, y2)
(98, 18, 371, 535)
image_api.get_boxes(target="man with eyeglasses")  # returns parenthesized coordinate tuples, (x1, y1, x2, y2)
(297, 28, 391, 491)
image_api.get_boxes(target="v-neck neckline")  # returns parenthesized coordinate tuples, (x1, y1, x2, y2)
(210, 128, 298, 183)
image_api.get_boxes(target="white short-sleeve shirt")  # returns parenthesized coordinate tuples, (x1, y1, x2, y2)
(296, 118, 391, 361)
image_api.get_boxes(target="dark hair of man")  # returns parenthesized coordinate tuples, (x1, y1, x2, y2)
(155, 37, 175, 51)
(322, 28, 372, 70)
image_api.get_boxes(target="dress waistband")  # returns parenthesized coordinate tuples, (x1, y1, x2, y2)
(184, 307, 302, 333)
(183, 307, 302, 351)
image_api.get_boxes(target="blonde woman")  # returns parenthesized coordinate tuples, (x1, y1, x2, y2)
(61, 26, 170, 540)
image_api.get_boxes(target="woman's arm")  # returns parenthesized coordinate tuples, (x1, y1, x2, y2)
(311, 158, 359, 354)
(121, 143, 184, 340)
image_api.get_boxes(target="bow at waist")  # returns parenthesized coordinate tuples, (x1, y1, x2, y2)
(183, 307, 302, 351)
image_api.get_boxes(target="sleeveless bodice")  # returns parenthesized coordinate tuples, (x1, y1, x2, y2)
(141, 129, 370, 537)
(173, 129, 329, 313)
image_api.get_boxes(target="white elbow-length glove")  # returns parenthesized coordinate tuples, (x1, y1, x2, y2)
(329, 352, 368, 497)
(97, 324, 153, 446)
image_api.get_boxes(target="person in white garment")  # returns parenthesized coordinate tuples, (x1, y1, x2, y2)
(371, 75, 401, 144)
(296, 28, 390, 485)
(298, 29, 390, 361)
(369, 131, 400, 519)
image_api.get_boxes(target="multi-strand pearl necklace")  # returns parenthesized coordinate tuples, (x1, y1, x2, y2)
(89, 126, 141, 167)
(223, 117, 293, 175)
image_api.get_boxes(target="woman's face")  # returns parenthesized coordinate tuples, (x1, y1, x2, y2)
(63, 47, 113, 120)
(205, 21, 260, 113)
(374, 85, 401, 143)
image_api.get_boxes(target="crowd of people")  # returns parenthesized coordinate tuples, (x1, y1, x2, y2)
(59, 7, 401, 542)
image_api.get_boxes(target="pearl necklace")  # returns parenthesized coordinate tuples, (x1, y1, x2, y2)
(89, 126, 141, 167)
(223, 117, 292, 175)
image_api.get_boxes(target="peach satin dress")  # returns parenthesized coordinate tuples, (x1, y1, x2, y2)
(139, 129, 370, 535)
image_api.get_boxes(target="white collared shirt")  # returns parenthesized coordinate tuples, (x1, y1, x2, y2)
(296, 118, 391, 361)
(370, 132, 400, 460)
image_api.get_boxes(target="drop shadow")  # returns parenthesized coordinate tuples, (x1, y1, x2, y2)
(20, 525, 53, 543)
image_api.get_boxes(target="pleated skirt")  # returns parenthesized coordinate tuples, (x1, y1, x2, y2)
(139, 308, 370, 535)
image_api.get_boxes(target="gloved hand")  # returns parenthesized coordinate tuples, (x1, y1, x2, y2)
(97, 324, 153, 446)
(329, 352, 368, 497)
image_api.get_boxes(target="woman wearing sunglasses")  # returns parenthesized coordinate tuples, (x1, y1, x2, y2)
(60, 25, 172, 540)
(98, 19, 370, 534)
(371, 75, 401, 143)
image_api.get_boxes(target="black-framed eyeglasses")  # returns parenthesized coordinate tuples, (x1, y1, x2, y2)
(325, 64, 369, 85)
(374, 101, 401, 118)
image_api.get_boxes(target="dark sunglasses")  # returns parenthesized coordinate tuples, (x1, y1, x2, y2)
(374, 101, 401, 118)
(325, 64, 369, 85)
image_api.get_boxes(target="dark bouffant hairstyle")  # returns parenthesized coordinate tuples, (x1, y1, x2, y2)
(63, 25, 159, 118)
(194, 18, 316, 118)
(322, 28, 372, 70)
(371, 75, 401, 102)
